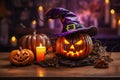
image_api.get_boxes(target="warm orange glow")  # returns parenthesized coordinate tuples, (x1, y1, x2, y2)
(76, 40, 83, 45)
(37, 68, 45, 77)
(10, 36, 17, 46)
(66, 53, 70, 56)
(63, 50, 67, 53)
(79, 50, 83, 53)
(11, 36, 17, 42)
(32, 20, 36, 25)
(71, 52, 74, 57)
(70, 45, 75, 49)
(63, 38, 70, 44)
(110, 9, 115, 14)
(105, 0, 109, 4)
(48, 46, 53, 52)
(38, 6, 43, 11)
(36, 43, 46, 62)
(118, 19, 120, 27)
(76, 53, 79, 56)
(66, 51, 81, 57)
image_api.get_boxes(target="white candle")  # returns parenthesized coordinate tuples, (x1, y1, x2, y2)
(10, 36, 17, 47)
(110, 9, 116, 29)
(31, 20, 36, 29)
(48, 19, 55, 29)
(36, 44, 46, 62)
(105, 0, 110, 24)
(38, 6, 44, 27)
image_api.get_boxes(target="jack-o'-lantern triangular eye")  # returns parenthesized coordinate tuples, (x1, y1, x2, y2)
(75, 40, 83, 45)
(63, 37, 70, 44)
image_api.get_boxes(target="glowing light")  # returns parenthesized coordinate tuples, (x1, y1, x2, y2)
(37, 68, 45, 77)
(79, 50, 83, 53)
(105, 0, 109, 4)
(32, 20, 36, 25)
(63, 50, 67, 53)
(76, 40, 83, 45)
(110, 9, 115, 14)
(118, 19, 120, 27)
(76, 52, 79, 56)
(63, 38, 70, 44)
(38, 6, 43, 11)
(10, 36, 17, 46)
(66, 53, 70, 56)
(118, 20, 120, 24)
(36, 43, 46, 62)
(11, 36, 17, 42)
(70, 45, 75, 49)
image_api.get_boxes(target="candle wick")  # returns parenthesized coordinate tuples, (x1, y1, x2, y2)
(40, 44, 42, 47)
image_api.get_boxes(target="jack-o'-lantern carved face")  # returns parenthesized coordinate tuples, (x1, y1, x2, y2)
(9, 48, 34, 66)
(56, 34, 93, 59)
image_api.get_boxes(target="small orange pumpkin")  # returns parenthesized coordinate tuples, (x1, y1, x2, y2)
(56, 33, 93, 60)
(9, 47, 34, 66)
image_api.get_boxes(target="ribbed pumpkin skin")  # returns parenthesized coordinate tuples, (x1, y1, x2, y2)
(9, 48, 34, 66)
(56, 34, 93, 60)
(19, 33, 51, 58)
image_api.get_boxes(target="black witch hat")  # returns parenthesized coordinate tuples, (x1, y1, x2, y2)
(45, 7, 98, 37)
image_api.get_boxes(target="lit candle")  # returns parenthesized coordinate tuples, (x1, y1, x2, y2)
(110, 9, 116, 29)
(105, 0, 110, 24)
(31, 20, 37, 29)
(36, 44, 46, 62)
(118, 19, 120, 35)
(38, 6, 44, 27)
(10, 36, 17, 47)
(48, 19, 55, 29)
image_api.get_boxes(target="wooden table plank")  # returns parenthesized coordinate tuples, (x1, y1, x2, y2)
(0, 52, 120, 77)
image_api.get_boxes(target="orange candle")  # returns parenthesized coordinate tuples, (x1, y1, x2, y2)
(36, 44, 46, 62)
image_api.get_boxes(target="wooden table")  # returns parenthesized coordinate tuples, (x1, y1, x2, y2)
(0, 52, 120, 78)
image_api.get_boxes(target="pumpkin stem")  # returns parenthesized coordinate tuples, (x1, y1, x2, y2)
(33, 29, 36, 36)
(19, 46, 23, 51)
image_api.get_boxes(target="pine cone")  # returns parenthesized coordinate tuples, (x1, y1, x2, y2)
(44, 52, 59, 67)
(94, 59, 109, 69)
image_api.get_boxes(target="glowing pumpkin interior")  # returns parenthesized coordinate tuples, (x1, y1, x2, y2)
(56, 33, 93, 59)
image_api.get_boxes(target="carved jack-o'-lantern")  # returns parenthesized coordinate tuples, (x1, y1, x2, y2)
(56, 33, 93, 59)
(9, 48, 34, 66)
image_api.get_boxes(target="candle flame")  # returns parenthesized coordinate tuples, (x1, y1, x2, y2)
(118, 20, 120, 23)
(118, 19, 120, 26)
(11, 36, 17, 42)
(38, 6, 43, 11)
(32, 20, 36, 25)
(110, 9, 115, 14)
(39, 43, 43, 47)
(105, 0, 109, 4)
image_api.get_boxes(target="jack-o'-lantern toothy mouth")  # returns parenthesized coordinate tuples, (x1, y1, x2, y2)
(62, 47, 86, 57)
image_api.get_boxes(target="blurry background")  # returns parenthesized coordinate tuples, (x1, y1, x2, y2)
(0, 0, 120, 52)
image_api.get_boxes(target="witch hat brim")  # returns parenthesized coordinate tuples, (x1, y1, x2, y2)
(45, 7, 98, 37)
(53, 26, 98, 37)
